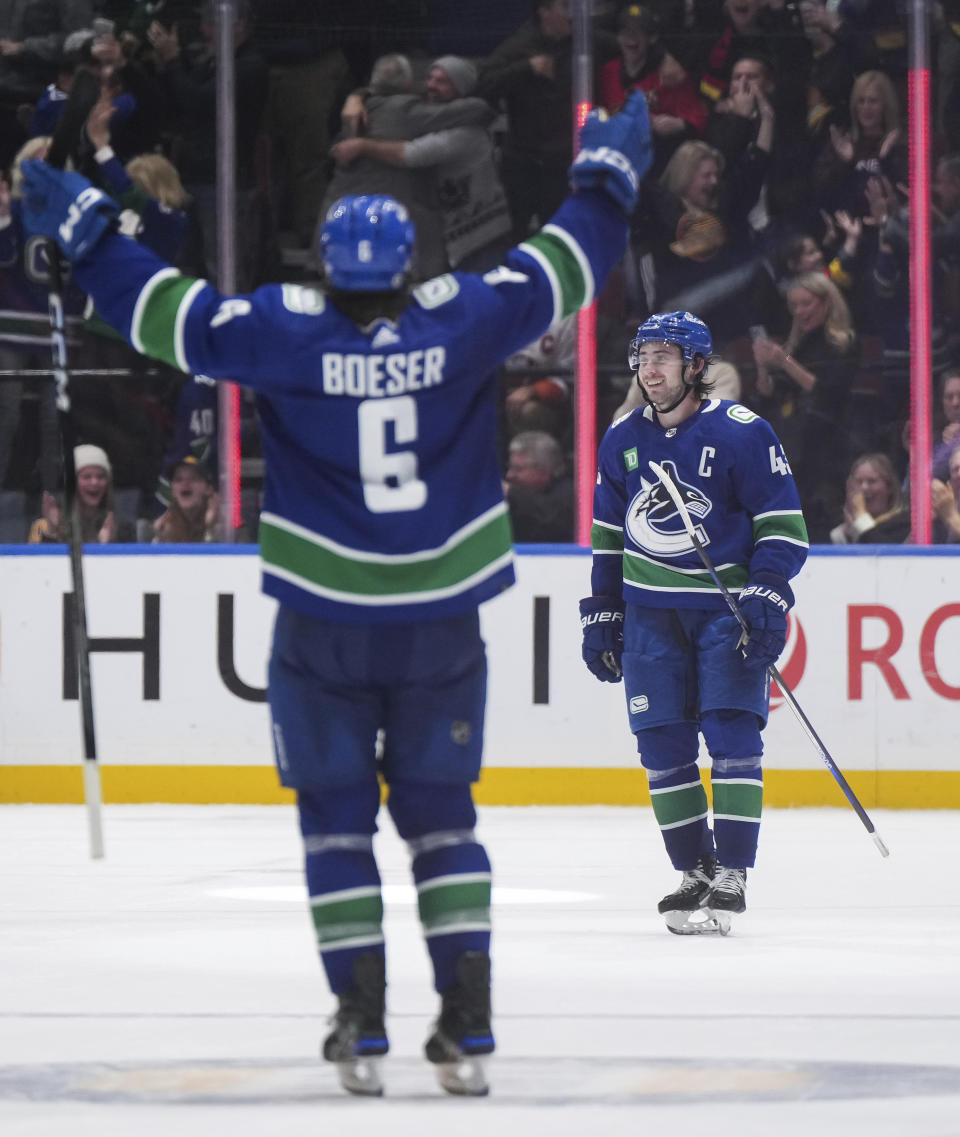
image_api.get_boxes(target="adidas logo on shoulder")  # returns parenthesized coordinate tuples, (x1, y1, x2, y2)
(370, 324, 401, 349)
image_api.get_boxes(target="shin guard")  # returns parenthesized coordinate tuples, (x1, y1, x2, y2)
(298, 784, 384, 995)
(388, 780, 491, 993)
(647, 763, 711, 870)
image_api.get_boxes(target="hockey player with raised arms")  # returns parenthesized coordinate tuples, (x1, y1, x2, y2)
(580, 311, 808, 935)
(20, 94, 653, 1095)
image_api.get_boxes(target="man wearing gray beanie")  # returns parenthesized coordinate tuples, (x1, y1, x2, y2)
(429, 55, 478, 98)
(330, 57, 510, 272)
(323, 53, 494, 279)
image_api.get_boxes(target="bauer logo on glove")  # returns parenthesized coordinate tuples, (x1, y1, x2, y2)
(738, 583, 789, 613)
(579, 596, 625, 683)
(737, 573, 794, 668)
(580, 607, 624, 629)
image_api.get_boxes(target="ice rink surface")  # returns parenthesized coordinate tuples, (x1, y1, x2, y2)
(2, 803, 958, 1137)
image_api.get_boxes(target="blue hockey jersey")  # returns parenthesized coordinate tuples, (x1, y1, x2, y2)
(72, 190, 628, 622)
(0, 200, 86, 348)
(591, 399, 808, 607)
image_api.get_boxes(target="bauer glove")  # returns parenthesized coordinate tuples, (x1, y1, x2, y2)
(20, 159, 119, 261)
(568, 90, 653, 215)
(579, 596, 625, 682)
(737, 572, 794, 669)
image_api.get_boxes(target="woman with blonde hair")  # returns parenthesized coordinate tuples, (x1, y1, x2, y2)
(751, 271, 858, 539)
(782, 271, 856, 356)
(848, 70, 900, 143)
(658, 140, 725, 224)
(124, 153, 191, 211)
(813, 69, 907, 217)
(830, 452, 909, 544)
(85, 96, 192, 262)
(643, 136, 764, 348)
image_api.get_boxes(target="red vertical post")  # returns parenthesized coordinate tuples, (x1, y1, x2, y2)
(908, 2, 932, 545)
(574, 99, 597, 547)
(571, 1, 597, 547)
(215, 0, 241, 537)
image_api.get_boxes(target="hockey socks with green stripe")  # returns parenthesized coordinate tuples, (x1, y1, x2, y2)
(648, 763, 712, 869)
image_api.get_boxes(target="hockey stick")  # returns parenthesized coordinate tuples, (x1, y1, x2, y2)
(46, 68, 105, 859)
(649, 460, 890, 859)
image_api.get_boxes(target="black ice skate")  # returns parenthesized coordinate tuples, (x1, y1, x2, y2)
(658, 852, 725, 936)
(322, 952, 389, 1096)
(703, 866, 747, 934)
(424, 951, 495, 1096)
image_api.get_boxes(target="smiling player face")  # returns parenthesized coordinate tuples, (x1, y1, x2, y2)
(634, 341, 690, 411)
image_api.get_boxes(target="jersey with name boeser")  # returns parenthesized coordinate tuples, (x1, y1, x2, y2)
(590, 399, 809, 608)
(74, 191, 628, 623)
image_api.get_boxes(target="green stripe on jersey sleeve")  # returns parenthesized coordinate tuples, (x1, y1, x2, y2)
(131, 270, 206, 372)
(753, 510, 809, 546)
(591, 520, 624, 553)
(519, 226, 593, 320)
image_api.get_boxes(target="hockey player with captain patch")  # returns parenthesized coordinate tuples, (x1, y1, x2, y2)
(19, 94, 654, 1093)
(580, 311, 808, 935)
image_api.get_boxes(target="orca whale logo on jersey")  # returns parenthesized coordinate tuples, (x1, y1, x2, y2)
(624, 459, 711, 557)
(24, 235, 71, 285)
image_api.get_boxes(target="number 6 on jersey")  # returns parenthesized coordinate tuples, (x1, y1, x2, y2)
(359, 396, 427, 513)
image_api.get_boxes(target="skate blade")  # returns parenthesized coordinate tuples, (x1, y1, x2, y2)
(336, 1057, 384, 1096)
(435, 1056, 490, 1096)
(664, 907, 732, 936)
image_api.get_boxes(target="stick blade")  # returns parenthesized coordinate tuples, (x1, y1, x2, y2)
(82, 759, 105, 860)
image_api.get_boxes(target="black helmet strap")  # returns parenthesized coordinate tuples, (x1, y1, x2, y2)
(635, 355, 702, 415)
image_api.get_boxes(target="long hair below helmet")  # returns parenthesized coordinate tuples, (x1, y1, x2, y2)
(318, 195, 415, 292)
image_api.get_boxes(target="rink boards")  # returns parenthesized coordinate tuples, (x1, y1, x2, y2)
(0, 545, 958, 807)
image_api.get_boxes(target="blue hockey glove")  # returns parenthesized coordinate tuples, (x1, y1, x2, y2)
(579, 596, 625, 683)
(737, 572, 794, 669)
(569, 91, 653, 215)
(20, 159, 119, 261)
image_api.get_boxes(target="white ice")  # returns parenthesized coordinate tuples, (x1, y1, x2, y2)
(2, 805, 959, 1137)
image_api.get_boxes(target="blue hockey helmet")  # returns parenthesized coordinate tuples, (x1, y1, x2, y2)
(319, 195, 415, 291)
(628, 310, 713, 369)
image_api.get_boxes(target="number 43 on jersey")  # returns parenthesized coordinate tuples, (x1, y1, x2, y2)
(769, 445, 792, 477)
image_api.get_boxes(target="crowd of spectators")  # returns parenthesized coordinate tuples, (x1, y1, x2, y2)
(1, 0, 959, 546)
